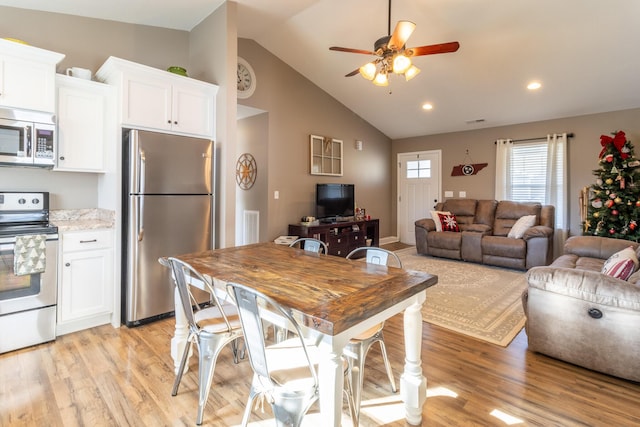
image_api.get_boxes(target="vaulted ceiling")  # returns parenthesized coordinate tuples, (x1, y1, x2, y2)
(1, 0, 639, 139)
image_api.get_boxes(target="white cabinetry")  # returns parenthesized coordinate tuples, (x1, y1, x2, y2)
(57, 229, 114, 336)
(55, 74, 115, 172)
(96, 56, 217, 138)
(0, 39, 64, 113)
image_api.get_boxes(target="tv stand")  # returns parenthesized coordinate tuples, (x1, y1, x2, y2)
(289, 218, 379, 257)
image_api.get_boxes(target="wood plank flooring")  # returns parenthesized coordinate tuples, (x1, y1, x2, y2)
(1, 312, 639, 426)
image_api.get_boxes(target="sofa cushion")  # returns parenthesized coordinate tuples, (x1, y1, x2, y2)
(601, 246, 639, 280)
(482, 235, 526, 258)
(475, 200, 498, 226)
(437, 212, 460, 232)
(442, 199, 477, 226)
(493, 201, 541, 237)
(427, 230, 462, 250)
(508, 215, 537, 239)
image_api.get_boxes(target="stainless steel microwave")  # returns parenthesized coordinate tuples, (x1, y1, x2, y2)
(0, 108, 55, 168)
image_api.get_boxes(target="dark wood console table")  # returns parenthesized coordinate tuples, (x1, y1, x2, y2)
(288, 218, 379, 257)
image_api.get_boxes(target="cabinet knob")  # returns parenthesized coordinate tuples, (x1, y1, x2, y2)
(59, 156, 65, 161)
(167, 120, 171, 124)
(173, 121, 178, 125)
(65, 262, 71, 267)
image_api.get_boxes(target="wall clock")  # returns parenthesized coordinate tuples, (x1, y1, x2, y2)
(237, 57, 256, 99)
(236, 153, 257, 190)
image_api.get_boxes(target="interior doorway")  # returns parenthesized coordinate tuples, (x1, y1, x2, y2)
(397, 150, 441, 245)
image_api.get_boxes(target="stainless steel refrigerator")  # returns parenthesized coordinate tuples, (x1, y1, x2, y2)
(122, 129, 213, 326)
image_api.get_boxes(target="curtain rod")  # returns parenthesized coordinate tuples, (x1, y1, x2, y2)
(494, 132, 574, 144)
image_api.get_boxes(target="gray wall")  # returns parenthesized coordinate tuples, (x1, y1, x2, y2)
(392, 108, 640, 237)
(237, 39, 393, 240)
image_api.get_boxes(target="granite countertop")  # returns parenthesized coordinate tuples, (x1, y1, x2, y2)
(50, 208, 115, 231)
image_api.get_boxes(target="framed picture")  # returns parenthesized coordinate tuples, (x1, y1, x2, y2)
(310, 134, 343, 176)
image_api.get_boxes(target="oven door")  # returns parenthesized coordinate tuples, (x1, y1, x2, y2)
(0, 118, 33, 165)
(0, 235, 57, 315)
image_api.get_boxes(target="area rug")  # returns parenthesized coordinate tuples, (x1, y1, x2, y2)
(395, 247, 527, 347)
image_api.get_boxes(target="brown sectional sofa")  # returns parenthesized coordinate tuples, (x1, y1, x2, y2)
(523, 236, 640, 382)
(414, 198, 555, 270)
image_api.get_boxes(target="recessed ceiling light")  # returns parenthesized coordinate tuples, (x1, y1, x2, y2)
(422, 103, 433, 110)
(527, 81, 542, 90)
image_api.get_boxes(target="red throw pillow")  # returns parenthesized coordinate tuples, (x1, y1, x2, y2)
(437, 212, 460, 232)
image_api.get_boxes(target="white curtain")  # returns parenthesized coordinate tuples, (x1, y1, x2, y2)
(495, 134, 568, 259)
(494, 139, 513, 200)
(546, 133, 568, 258)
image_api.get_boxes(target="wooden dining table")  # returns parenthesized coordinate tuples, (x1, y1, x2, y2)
(172, 242, 437, 426)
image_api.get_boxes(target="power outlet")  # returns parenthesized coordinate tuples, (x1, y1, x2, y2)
(274, 190, 279, 199)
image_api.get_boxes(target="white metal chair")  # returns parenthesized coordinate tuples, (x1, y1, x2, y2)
(344, 247, 401, 423)
(161, 257, 244, 425)
(288, 237, 328, 254)
(227, 282, 356, 427)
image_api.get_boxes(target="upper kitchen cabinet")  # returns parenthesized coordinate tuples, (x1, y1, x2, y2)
(0, 39, 65, 113)
(96, 57, 217, 138)
(55, 74, 115, 173)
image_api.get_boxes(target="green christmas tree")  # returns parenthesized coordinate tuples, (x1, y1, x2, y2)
(583, 131, 640, 241)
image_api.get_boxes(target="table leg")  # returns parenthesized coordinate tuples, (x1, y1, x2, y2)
(171, 286, 191, 374)
(400, 297, 427, 425)
(318, 347, 343, 427)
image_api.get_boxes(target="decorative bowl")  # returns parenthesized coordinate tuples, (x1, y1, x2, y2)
(167, 66, 187, 77)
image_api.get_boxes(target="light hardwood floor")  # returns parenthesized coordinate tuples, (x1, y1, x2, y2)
(1, 310, 639, 426)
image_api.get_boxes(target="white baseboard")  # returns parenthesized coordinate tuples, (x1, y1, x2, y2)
(380, 236, 399, 245)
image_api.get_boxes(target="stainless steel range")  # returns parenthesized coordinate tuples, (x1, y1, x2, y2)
(0, 191, 58, 353)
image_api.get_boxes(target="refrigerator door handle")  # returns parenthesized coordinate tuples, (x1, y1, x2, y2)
(139, 149, 146, 195)
(137, 196, 145, 242)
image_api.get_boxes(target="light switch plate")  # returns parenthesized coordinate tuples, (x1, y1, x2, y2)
(445, 191, 454, 198)
(459, 191, 467, 198)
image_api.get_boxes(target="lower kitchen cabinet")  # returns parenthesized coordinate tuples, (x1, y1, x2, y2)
(57, 228, 114, 336)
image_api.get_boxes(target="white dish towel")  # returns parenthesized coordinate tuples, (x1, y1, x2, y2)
(14, 234, 47, 276)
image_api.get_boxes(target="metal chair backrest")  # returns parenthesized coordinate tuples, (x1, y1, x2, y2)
(166, 257, 234, 332)
(345, 247, 403, 268)
(289, 237, 328, 254)
(227, 282, 318, 387)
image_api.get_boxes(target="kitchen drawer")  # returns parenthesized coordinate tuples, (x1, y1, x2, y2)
(62, 229, 113, 252)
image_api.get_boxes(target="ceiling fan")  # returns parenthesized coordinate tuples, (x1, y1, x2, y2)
(329, 0, 460, 86)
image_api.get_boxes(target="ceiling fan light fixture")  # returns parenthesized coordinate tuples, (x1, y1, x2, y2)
(359, 62, 377, 80)
(392, 53, 412, 74)
(404, 65, 421, 81)
(373, 72, 389, 86)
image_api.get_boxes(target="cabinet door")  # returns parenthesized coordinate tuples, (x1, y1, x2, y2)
(0, 56, 56, 112)
(171, 83, 215, 137)
(56, 76, 111, 172)
(122, 73, 172, 131)
(59, 247, 113, 323)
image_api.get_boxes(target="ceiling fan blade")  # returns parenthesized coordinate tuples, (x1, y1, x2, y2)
(406, 41, 460, 57)
(345, 68, 360, 77)
(330, 46, 376, 55)
(387, 20, 416, 50)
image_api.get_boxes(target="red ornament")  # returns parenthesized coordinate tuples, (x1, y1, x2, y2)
(636, 200, 640, 207)
(612, 210, 619, 216)
(605, 199, 614, 208)
(609, 228, 616, 234)
(631, 221, 637, 230)
(605, 154, 614, 162)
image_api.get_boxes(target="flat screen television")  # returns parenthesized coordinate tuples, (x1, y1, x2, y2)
(316, 183, 355, 222)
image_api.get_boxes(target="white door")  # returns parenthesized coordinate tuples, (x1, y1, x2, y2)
(397, 150, 441, 245)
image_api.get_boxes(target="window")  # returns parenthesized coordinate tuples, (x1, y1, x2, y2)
(406, 159, 431, 179)
(509, 141, 561, 203)
(496, 134, 567, 229)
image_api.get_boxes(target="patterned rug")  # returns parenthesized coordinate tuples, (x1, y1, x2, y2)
(395, 247, 527, 347)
